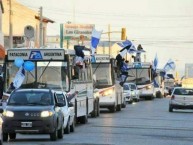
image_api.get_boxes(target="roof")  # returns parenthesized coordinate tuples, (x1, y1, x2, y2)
(35, 15, 54, 23)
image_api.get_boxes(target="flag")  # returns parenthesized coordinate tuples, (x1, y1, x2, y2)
(153, 79, 159, 88)
(91, 28, 102, 55)
(152, 53, 158, 70)
(117, 40, 137, 57)
(12, 66, 25, 89)
(164, 59, 176, 72)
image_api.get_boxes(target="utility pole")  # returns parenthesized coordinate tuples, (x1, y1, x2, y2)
(108, 24, 111, 56)
(9, 0, 13, 48)
(39, 7, 43, 47)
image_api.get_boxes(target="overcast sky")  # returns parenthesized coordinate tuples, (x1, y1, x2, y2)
(17, 0, 193, 76)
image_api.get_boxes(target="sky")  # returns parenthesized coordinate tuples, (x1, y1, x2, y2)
(17, 0, 193, 77)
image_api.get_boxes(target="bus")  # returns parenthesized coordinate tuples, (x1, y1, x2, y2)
(2, 48, 94, 124)
(91, 54, 125, 113)
(126, 62, 155, 100)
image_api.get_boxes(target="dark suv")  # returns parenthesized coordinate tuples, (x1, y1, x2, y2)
(1, 88, 64, 141)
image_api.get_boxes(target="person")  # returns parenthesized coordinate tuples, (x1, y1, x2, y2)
(67, 91, 78, 103)
(120, 60, 130, 86)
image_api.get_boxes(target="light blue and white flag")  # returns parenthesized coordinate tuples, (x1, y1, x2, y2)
(163, 59, 176, 72)
(152, 53, 158, 70)
(91, 28, 103, 55)
(13, 66, 25, 89)
(117, 40, 137, 57)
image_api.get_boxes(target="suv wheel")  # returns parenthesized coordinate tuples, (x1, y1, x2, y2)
(3, 133, 8, 141)
(50, 129, 58, 141)
(9, 133, 16, 140)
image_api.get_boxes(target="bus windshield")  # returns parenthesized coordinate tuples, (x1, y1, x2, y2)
(5, 61, 68, 92)
(92, 63, 113, 88)
(126, 68, 151, 85)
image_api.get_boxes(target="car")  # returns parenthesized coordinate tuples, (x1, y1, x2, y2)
(169, 87, 193, 112)
(123, 83, 140, 103)
(55, 91, 75, 134)
(1, 88, 65, 141)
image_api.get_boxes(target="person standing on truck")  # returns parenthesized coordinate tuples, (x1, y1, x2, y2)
(120, 60, 130, 86)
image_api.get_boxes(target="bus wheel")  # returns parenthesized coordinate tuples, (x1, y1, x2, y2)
(79, 115, 88, 124)
(109, 106, 116, 113)
(116, 104, 122, 111)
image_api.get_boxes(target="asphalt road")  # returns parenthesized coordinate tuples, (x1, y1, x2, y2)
(4, 97, 193, 145)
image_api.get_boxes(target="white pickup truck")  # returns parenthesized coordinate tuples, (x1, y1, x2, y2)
(55, 91, 75, 134)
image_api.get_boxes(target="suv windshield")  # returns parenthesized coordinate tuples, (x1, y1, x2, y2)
(8, 91, 54, 106)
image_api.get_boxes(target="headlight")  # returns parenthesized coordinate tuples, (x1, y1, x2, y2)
(103, 89, 113, 96)
(3, 110, 14, 117)
(41, 111, 53, 117)
(146, 85, 152, 89)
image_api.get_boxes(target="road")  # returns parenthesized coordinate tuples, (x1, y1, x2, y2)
(4, 98, 193, 145)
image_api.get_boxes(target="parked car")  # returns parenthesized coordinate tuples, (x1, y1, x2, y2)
(123, 83, 140, 103)
(169, 87, 193, 112)
(55, 91, 75, 134)
(1, 88, 65, 141)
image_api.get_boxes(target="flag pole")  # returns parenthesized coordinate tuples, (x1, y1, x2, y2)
(108, 24, 111, 56)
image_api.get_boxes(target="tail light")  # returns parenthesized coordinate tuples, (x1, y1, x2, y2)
(171, 95, 175, 100)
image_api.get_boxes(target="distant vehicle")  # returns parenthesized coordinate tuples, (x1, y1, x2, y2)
(126, 62, 155, 100)
(169, 87, 193, 112)
(55, 91, 75, 134)
(91, 54, 125, 113)
(123, 83, 140, 103)
(1, 88, 65, 141)
(164, 79, 175, 97)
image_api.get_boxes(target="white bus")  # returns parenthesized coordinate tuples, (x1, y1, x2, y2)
(126, 62, 155, 100)
(91, 54, 125, 113)
(3, 48, 94, 124)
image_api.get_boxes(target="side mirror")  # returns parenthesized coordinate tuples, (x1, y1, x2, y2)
(68, 102, 74, 107)
(56, 102, 64, 107)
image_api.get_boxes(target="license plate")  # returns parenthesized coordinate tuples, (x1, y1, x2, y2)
(21, 122, 32, 127)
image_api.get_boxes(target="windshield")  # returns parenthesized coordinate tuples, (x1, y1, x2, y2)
(126, 68, 151, 85)
(8, 91, 54, 106)
(5, 61, 68, 92)
(92, 63, 113, 87)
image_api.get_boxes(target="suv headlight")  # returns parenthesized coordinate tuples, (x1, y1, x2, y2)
(41, 111, 53, 117)
(3, 110, 14, 117)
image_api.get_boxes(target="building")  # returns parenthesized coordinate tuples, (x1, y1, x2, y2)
(0, 0, 5, 60)
(2, 0, 54, 49)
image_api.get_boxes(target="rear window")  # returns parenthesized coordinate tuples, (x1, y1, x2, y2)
(8, 91, 54, 106)
(173, 88, 193, 95)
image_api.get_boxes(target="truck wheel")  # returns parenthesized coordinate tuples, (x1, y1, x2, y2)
(70, 119, 75, 132)
(96, 98, 100, 116)
(121, 98, 126, 108)
(64, 119, 70, 134)
(91, 100, 97, 117)
(58, 125, 64, 139)
(9, 133, 16, 140)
